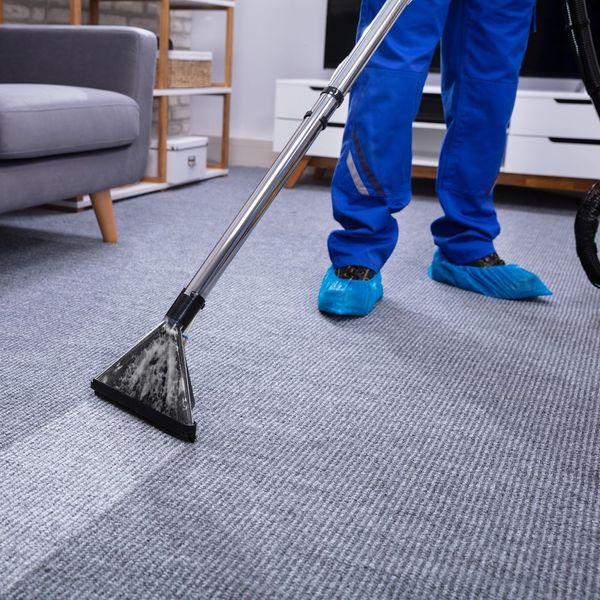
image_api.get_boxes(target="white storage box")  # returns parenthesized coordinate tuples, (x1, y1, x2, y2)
(146, 135, 208, 185)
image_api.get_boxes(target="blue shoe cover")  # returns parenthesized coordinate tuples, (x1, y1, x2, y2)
(428, 249, 552, 300)
(318, 266, 383, 316)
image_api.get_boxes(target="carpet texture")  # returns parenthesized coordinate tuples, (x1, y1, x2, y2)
(0, 169, 599, 599)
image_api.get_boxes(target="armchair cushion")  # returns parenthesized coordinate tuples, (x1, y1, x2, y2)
(0, 83, 140, 160)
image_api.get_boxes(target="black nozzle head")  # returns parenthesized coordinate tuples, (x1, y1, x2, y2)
(92, 321, 197, 442)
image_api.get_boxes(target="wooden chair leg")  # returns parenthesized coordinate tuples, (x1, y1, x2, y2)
(90, 190, 118, 243)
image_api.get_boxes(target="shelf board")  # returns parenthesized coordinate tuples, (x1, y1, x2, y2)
(108, 169, 228, 200)
(101, 0, 234, 5)
(412, 157, 440, 168)
(413, 121, 446, 131)
(154, 86, 232, 97)
(203, 167, 229, 179)
(170, 0, 235, 9)
(111, 181, 170, 200)
(49, 181, 169, 210)
(50, 169, 230, 210)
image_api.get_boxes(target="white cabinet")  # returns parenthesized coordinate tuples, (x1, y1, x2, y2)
(274, 118, 344, 159)
(274, 76, 600, 184)
(273, 77, 444, 164)
(504, 136, 600, 179)
(274, 80, 345, 158)
(275, 79, 349, 125)
(509, 96, 600, 139)
(505, 82, 600, 180)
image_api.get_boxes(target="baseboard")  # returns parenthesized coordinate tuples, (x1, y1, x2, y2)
(208, 137, 277, 168)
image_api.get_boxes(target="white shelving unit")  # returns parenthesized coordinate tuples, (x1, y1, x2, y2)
(274, 75, 599, 192)
(80, 0, 236, 206)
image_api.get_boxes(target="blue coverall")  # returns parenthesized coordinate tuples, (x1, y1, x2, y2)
(328, 0, 537, 271)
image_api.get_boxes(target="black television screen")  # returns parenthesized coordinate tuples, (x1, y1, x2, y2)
(324, 0, 600, 79)
(324, 0, 362, 69)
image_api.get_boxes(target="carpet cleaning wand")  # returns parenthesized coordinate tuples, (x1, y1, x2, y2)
(92, 0, 413, 441)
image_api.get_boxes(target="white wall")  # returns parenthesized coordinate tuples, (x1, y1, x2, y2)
(191, 0, 333, 163)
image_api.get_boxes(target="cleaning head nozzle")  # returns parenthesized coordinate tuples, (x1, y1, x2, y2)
(92, 320, 197, 441)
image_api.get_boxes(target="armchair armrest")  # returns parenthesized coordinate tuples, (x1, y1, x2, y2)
(0, 25, 156, 104)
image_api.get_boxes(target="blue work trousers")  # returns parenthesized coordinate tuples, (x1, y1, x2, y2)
(328, 0, 536, 270)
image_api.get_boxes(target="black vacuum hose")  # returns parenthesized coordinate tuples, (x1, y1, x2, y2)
(566, 0, 600, 286)
(575, 182, 600, 287)
(565, 0, 600, 116)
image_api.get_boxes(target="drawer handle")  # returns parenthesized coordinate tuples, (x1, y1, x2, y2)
(188, 155, 197, 167)
(554, 99, 593, 105)
(549, 137, 600, 145)
(309, 86, 325, 92)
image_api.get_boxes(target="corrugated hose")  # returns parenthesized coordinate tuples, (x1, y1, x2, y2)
(566, 0, 600, 286)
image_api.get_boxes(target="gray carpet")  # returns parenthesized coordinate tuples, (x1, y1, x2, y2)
(1, 168, 599, 599)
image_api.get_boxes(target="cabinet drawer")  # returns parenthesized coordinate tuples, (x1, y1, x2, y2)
(275, 81, 349, 124)
(510, 96, 600, 139)
(504, 135, 600, 179)
(274, 118, 344, 158)
(273, 120, 445, 166)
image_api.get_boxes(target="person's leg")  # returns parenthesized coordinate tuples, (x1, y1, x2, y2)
(429, 0, 551, 299)
(328, 0, 451, 272)
(320, 0, 451, 315)
(434, 0, 535, 263)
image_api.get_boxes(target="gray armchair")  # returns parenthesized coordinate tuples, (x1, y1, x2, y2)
(0, 25, 156, 242)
